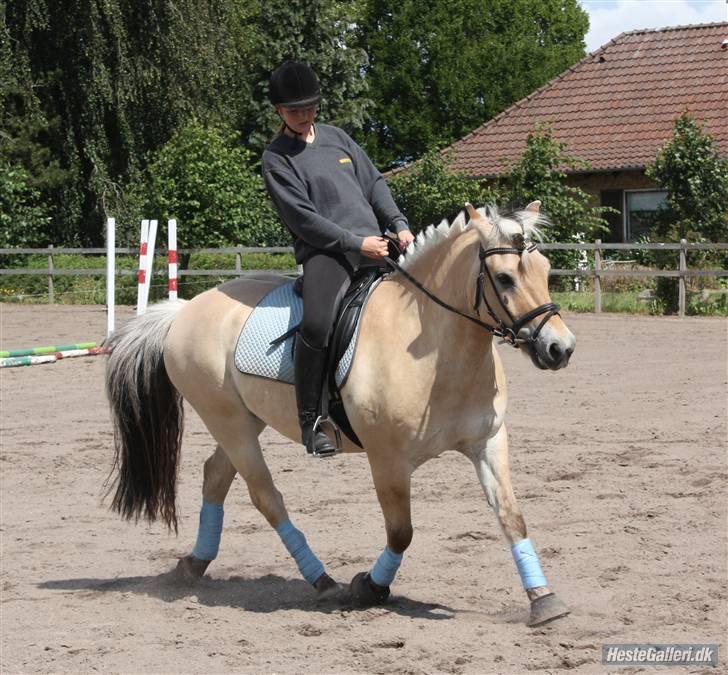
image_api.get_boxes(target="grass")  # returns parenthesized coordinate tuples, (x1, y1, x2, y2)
(552, 291, 652, 314)
(2, 254, 726, 316)
(0, 252, 297, 305)
(552, 289, 728, 316)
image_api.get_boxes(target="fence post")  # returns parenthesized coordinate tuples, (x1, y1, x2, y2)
(678, 238, 687, 317)
(47, 244, 54, 304)
(594, 239, 602, 313)
(235, 245, 242, 276)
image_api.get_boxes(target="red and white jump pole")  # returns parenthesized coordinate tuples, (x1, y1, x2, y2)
(136, 219, 158, 315)
(167, 219, 178, 301)
(136, 219, 150, 315)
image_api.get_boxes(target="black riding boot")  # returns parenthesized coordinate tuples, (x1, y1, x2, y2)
(294, 333, 337, 456)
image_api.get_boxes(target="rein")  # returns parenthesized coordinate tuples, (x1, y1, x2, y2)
(383, 240, 560, 349)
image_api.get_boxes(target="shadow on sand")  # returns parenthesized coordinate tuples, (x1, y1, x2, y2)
(38, 569, 460, 621)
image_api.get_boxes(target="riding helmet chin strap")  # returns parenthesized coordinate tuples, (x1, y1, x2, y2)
(276, 110, 304, 137)
(283, 121, 302, 136)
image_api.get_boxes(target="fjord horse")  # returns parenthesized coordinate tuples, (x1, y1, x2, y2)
(105, 202, 575, 626)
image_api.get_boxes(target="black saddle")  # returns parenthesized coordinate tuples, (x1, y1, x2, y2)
(321, 265, 383, 447)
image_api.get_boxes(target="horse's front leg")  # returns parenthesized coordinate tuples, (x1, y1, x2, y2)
(176, 444, 237, 579)
(350, 453, 412, 605)
(470, 424, 569, 626)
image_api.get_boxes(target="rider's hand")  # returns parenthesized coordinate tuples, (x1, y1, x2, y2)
(360, 236, 389, 259)
(397, 229, 415, 248)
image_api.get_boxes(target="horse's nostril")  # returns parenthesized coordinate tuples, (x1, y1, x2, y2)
(549, 343, 562, 361)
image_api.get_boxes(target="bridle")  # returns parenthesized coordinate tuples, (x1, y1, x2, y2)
(474, 241, 560, 347)
(383, 235, 560, 349)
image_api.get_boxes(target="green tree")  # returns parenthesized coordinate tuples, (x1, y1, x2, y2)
(503, 125, 610, 274)
(2, 0, 257, 245)
(130, 124, 285, 249)
(241, 0, 370, 151)
(389, 151, 501, 230)
(646, 113, 728, 242)
(356, 0, 588, 167)
(642, 114, 728, 313)
(389, 127, 610, 259)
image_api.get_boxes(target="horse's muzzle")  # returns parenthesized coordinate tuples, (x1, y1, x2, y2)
(524, 325, 576, 371)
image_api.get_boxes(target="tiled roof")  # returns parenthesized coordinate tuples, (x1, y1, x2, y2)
(443, 22, 728, 176)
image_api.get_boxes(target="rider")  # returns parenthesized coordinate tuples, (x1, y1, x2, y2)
(262, 60, 415, 456)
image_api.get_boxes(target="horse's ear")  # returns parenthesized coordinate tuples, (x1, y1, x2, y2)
(526, 200, 541, 213)
(465, 202, 493, 238)
(465, 202, 484, 222)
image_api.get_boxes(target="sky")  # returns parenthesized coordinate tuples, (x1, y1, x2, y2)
(578, 0, 727, 52)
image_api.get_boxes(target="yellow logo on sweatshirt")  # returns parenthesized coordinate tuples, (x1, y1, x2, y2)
(338, 157, 352, 164)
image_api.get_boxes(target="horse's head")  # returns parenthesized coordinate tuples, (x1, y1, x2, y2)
(466, 202, 575, 370)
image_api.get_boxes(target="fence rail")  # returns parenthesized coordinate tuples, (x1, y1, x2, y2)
(1, 240, 726, 316)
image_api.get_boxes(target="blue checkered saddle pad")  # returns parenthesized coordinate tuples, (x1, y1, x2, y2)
(234, 279, 377, 387)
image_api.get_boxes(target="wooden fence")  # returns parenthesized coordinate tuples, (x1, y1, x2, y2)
(2, 240, 727, 316)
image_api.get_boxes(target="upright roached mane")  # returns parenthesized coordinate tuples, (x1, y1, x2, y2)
(396, 205, 549, 273)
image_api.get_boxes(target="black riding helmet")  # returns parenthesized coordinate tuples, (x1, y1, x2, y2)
(269, 61, 321, 109)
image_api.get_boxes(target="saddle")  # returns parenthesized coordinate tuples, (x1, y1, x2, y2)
(234, 237, 402, 451)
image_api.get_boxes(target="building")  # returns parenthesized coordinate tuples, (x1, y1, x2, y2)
(441, 22, 728, 241)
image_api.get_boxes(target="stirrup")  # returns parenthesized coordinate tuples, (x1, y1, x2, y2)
(310, 415, 341, 458)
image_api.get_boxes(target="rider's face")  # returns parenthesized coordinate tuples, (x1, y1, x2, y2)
(276, 105, 317, 136)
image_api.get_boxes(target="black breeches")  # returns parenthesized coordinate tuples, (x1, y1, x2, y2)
(300, 252, 354, 349)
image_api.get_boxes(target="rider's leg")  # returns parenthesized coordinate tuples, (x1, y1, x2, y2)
(296, 252, 352, 455)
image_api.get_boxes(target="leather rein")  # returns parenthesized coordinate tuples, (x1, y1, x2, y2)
(383, 238, 560, 349)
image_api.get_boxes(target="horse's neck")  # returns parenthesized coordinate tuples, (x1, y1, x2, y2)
(400, 227, 480, 315)
(389, 228, 495, 360)
(354, 228, 499, 446)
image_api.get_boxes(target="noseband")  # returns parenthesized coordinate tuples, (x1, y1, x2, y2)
(384, 237, 560, 349)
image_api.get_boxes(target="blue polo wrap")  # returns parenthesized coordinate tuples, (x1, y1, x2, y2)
(511, 538, 547, 589)
(192, 499, 224, 561)
(276, 519, 325, 585)
(370, 546, 403, 587)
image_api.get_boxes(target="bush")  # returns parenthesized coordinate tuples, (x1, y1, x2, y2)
(646, 113, 728, 242)
(126, 124, 288, 248)
(389, 151, 501, 231)
(0, 160, 51, 248)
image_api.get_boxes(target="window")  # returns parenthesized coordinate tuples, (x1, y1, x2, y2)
(625, 190, 668, 241)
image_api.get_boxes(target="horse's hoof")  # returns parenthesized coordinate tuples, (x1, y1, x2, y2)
(174, 554, 211, 580)
(527, 593, 570, 626)
(349, 572, 390, 606)
(313, 572, 345, 603)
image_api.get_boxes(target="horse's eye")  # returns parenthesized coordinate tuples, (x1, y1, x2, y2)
(496, 273, 514, 288)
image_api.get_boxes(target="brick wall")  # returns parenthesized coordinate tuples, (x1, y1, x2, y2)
(565, 170, 658, 205)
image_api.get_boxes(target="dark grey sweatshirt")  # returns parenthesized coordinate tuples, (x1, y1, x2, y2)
(262, 124, 408, 264)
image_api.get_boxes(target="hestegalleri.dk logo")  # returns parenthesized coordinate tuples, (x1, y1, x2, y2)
(602, 644, 719, 667)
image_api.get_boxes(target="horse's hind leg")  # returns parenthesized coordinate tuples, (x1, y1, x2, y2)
(189, 402, 339, 598)
(470, 424, 569, 626)
(176, 444, 237, 579)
